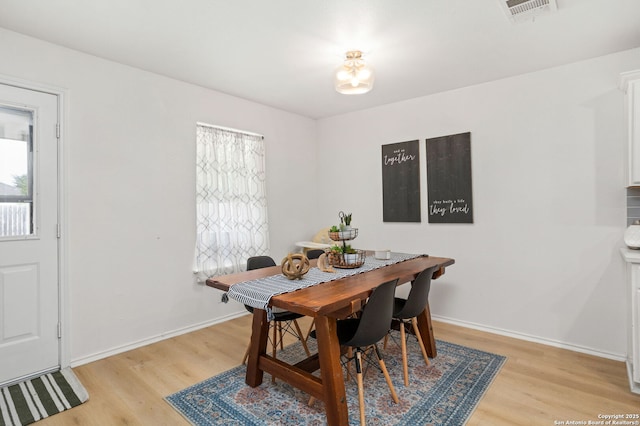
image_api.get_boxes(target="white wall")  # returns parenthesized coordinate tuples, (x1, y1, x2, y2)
(1, 25, 638, 364)
(317, 48, 640, 358)
(0, 28, 319, 363)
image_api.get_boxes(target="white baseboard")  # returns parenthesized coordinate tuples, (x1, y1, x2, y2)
(433, 315, 627, 362)
(70, 311, 627, 368)
(70, 311, 248, 367)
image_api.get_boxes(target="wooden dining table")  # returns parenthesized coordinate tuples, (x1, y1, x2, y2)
(206, 254, 455, 425)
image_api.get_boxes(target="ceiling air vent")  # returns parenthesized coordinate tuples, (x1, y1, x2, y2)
(499, 0, 558, 23)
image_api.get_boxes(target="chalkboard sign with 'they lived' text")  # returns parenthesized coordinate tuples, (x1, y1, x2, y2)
(426, 132, 473, 224)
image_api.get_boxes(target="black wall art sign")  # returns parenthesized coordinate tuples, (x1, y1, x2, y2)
(426, 132, 473, 224)
(382, 140, 421, 222)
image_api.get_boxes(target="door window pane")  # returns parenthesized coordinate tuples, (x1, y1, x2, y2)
(0, 106, 33, 237)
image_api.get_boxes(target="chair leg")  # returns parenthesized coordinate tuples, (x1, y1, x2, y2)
(242, 339, 251, 365)
(293, 319, 311, 356)
(373, 345, 399, 404)
(400, 321, 409, 386)
(272, 322, 278, 383)
(272, 322, 278, 357)
(305, 318, 315, 342)
(278, 322, 285, 350)
(345, 347, 353, 380)
(383, 332, 389, 349)
(411, 317, 430, 367)
(355, 350, 366, 426)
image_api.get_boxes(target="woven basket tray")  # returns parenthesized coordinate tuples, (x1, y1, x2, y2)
(326, 249, 366, 269)
(328, 228, 358, 241)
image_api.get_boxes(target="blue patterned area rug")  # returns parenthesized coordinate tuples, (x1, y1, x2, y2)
(166, 334, 505, 425)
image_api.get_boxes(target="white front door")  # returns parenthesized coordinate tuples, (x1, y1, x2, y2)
(0, 84, 59, 385)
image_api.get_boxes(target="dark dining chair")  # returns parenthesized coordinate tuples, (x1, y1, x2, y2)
(241, 256, 311, 368)
(384, 266, 438, 386)
(310, 278, 400, 425)
(305, 249, 324, 259)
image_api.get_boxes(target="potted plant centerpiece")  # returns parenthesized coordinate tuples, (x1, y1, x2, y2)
(339, 212, 355, 239)
(327, 244, 343, 266)
(328, 225, 341, 241)
(325, 211, 364, 268)
(343, 244, 358, 264)
(340, 212, 352, 230)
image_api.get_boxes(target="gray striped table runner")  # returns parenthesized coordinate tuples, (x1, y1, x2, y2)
(226, 253, 425, 320)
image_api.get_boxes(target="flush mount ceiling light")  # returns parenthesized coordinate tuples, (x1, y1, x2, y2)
(334, 50, 375, 95)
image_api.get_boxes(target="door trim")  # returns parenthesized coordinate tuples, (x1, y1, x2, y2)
(0, 73, 68, 371)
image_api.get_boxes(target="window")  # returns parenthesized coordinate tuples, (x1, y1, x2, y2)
(0, 106, 33, 238)
(193, 123, 269, 281)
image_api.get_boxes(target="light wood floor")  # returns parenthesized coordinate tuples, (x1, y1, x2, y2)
(37, 316, 640, 425)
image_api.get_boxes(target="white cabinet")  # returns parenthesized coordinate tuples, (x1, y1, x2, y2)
(621, 248, 640, 393)
(635, 287, 640, 384)
(620, 70, 640, 187)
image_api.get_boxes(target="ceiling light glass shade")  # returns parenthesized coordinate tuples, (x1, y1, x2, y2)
(334, 50, 375, 95)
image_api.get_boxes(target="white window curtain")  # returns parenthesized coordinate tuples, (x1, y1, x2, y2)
(194, 124, 269, 282)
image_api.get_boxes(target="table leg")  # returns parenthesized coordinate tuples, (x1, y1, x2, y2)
(314, 315, 349, 426)
(246, 308, 269, 387)
(416, 301, 437, 358)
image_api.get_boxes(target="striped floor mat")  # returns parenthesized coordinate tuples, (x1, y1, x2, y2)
(0, 368, 88, 426)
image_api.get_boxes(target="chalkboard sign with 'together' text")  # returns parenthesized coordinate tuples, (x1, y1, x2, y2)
(382, 140, 421, 222)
